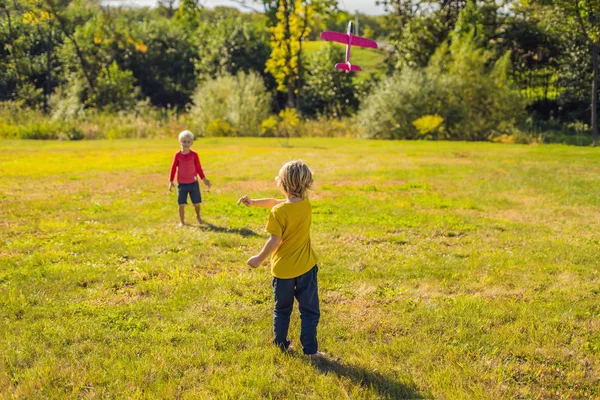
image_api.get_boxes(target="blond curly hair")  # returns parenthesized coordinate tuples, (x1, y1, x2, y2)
(276, 160, 313, 199)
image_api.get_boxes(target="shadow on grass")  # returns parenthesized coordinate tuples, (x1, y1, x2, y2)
(201, 222, 258, 237)
(309, 356, 428, 399)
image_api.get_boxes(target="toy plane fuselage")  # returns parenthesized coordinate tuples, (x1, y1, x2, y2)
(319, 21, 378, 73)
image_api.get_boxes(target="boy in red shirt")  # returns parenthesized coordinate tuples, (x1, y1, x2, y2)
(168, 130, 211, 226)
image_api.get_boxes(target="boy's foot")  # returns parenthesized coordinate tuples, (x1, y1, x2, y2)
(273, 339, 292, 352)
(283, 344, 295, 353)
(306, 351, 327, 361)
(178, 222, 185, 227)
(196, 215, 203, 225)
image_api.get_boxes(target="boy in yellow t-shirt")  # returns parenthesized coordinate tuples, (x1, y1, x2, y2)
(237, 160, 322, 357)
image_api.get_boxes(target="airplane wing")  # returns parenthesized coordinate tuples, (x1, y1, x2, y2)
(350, 36, 378, 49)
(320, 31, 350, 45)
(320, 31, 378, 49)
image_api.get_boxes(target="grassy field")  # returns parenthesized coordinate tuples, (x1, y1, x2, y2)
(1, 138, 599, 399)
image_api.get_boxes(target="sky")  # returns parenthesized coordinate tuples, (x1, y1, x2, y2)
(102, 0, 387, 16)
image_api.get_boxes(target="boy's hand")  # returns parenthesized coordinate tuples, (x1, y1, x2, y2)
(203, 178, 211, 188)
(247, 256, 262, 268)
(236, 195, 253, 207)
(168, 182, 174, 191)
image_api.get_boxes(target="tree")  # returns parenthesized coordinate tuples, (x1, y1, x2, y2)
(380, 0, 470, 71)
(189, 71, 271, 136)
(265, 0, 310, 108)
(89, 61, 137, 111)
(53, 5, 148, 110)
(258, 0, 335, 110)
(0, 0, 62, 109)
(358, 32, 525, 140)
(173, 0, 203, 29)
(301, 44, 358, 117)
(193, 16, 270, 83)
(541, 0, 600, 145)
(500, 10, 561, 105)
(40, 0, 98, 96)
(0, 0, 23, 99)
(122, 18, 197, 107)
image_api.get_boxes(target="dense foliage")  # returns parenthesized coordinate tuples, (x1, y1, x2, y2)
(0, 0, 597, 143)
(188, 71, 271, 137)
(358, 33, 525, 140)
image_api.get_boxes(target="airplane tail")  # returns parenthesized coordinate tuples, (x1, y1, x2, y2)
(335, 63, 361, 72)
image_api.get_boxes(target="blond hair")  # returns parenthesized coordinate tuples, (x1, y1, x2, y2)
(178, 130, 194, 141)
(276, 160, 313, 199)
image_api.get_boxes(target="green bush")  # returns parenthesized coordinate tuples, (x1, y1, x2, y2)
(0, 102, 75, 140)
(14, 120, 82, 140)
(50, 75, 87, 121)
(0, 100, 182, 140)
(413, 114, 445, 138)
(189, 71, 271, 137)
(358, 32, 526, 140)
(205, 118, 234, 137)
(299, 116, 358, 137)
(15, 83, 45, 110)
(89, 62, 139, 112)
(258, 108, 301, 139)
(357, 69, 440, 139)
(301, 45, 359, 118)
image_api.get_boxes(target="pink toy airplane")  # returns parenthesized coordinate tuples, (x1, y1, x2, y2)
(320, 21, 378, 73)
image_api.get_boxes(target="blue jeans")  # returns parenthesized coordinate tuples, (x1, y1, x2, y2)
(272, 265, 320, 355)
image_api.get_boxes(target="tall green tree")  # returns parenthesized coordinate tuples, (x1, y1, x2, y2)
(123, 17, 196, 107)
(38, 0, 98, 96)
(538, 0, 600, 145)
(264, 0, 310, 108)
(193, 16, 270, 83)
(0, 0, 61, 109)
(256, 0, 335, 109)
(500, 7, 561, 105)
(54, 4, 146, 110)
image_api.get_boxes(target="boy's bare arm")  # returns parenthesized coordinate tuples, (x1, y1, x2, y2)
(247, 235, 281, 268)
(236, 196, 284, 209)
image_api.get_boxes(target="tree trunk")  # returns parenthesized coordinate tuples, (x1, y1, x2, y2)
(46, 23, 53, 113)
(295, 5, 311, 112)
(296, 43, 302, 111)
(53, 12, 97, 94)
(282, 0, 294, 109)
(39, 21, 53, 113)
(592, 42, 599, 147)
(67, 32, 96, 94)
(287, 86, 295, 109)
(2, 5, 21, 83)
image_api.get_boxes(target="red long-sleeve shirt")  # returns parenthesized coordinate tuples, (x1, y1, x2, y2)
(169, 151, 206, 184)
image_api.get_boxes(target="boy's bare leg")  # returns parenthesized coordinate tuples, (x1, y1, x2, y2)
(178, 205, 186, 226)
(193, 203, 202, 224)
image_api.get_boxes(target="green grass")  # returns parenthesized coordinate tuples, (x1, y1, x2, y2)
(303, 41, 387, 80)
(1, 138, 599, 398)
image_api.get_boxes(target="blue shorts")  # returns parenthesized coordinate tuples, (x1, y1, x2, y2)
(177, 181, 202, 205)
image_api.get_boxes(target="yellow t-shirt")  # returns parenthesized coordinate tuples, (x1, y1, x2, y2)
(266, 198, 318, 279)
